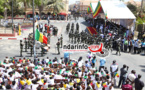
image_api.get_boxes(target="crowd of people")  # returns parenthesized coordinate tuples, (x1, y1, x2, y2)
(0, 55, 144, 90)
(86, 18, 145, 55)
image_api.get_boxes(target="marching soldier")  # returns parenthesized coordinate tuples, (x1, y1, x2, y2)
(60, 34, 63, 48)
(24, 38, 27, 52)
(20, 40, 23, 57)
(30, 42, 33, 56)
(69, 32, 71, 41)
(56, 40, 60, 54)
(41, 45, 44, 56)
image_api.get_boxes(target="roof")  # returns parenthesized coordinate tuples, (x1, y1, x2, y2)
(100, 1, 136, 19)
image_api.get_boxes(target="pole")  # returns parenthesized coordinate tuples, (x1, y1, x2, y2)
(33, 0, 36, 60)
(12, 0, 14, 33)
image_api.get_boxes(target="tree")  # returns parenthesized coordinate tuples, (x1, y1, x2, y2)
(18, 0, 30, 16)
(7, 0, 24, 17)
(47, 0, 65, 14)
(34, 0, 49, 19)
(127, 2, 137, 16)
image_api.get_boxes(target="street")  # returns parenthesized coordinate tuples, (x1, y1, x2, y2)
(0, 17, 145, 88)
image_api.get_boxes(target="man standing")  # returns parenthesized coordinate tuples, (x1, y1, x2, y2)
(99, 58, 106, 72)
(39, 23, 43, 32)
(127, 70, 137, 86)
(135, 74, 144, 90)
(56, 39, 60, 54)
(60, 34, 63, 48)
(47, 16, 50, 25)
(20, 40, 23, 57)
(118, 64, 129, 88)
(110, 60, 119, 86)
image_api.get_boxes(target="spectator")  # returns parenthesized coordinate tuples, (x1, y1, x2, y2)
(135, 74, 144, 90)
(122, 80, 133, 90)
(118, 64, 129, 88)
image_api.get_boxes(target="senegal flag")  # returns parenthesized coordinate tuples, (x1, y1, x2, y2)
(93, 1, 102, 18)
(35, 29, 48, 44)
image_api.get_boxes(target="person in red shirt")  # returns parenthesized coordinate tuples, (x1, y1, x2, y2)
(19, 58, 23, 63)
(122, 80, 133, 90)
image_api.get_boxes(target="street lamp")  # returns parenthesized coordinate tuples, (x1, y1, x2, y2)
(32, 0, 36, 62)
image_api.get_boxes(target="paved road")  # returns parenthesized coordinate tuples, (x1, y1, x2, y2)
(0, 18, 145, 90)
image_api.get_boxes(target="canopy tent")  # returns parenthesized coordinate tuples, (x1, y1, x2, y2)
(100, 1, 136, 19)
(91, 3, 98, 13)
(88, 1, 136, 31)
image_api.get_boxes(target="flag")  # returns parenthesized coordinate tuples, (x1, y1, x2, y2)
(114, 72, 119, 77)
(96, 83, 101, 88)
(35, 29, 48, 44)
(87, 7, 91, 14)
(87, 3, 93, 14)
(105, 11, 108, 20)
(89, 3, 93, 12)
(18, 25, 21, 35)
(103, 82, 107, 87)
(93, 1, 102, 18)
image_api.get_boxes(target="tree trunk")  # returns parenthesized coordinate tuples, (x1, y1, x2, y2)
(4, 7, 7, 19)
(24, 2, 27, 18)
(39, 7, 42, 20)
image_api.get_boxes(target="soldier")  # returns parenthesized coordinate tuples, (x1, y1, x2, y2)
(60, 34, 63, 48)
(41, 45, 44, 56)
(116, 40, 121, 56)
(69, 32, 71, 41)
(30, 42, 33, 56)
(56, 40, 60, 54)
(24, 38, 27, 52)
(20, 40, 23, 57)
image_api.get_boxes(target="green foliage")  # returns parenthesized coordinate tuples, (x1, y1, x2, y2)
(127, 2, 137, 16)
(47, 0, 65, 14)
(0, 0, 5, 13)
(7, 0, 24, 16)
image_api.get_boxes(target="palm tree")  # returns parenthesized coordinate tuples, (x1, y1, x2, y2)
(34, 0, 49, 19)
(47, 0, 65, 14)
(18, 0, 30, 16)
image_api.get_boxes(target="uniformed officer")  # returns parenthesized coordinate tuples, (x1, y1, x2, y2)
(20, 40, 23, 57)
(30, 42, 33, 56)
(56, 40, 60, 54)
(24, 38, 27, 52)
(60, 34, 63, 48)
(41, 45, 44, 56)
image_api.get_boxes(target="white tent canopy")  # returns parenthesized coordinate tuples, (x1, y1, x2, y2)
(91, 3, 98, 13)
(100, 1, 136, 19)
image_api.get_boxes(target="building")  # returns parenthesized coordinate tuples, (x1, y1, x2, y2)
(25, 0, 69, 17)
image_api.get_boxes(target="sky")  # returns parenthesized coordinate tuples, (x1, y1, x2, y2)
(69, 0, 142, 5)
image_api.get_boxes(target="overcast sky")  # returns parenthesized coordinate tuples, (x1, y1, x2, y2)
(69, 0, 142, 5)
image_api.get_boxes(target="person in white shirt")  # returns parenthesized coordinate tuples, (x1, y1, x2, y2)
(54, 71, 63, 79)
(110, 60, 118, 86)
(31, 80, 39, 90)
(127, 70, 137, 85)
(48, 77, 54, 85)
(11, 81, 18, 90)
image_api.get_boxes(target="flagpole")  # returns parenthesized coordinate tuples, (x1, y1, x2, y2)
(32, 0, 36, 61)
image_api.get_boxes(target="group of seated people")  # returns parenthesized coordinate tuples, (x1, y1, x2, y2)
(0, 55, 144, 90)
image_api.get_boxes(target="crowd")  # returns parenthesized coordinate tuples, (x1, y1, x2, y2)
(0, 54, 144, 90)
(86, 18, 145, 55)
